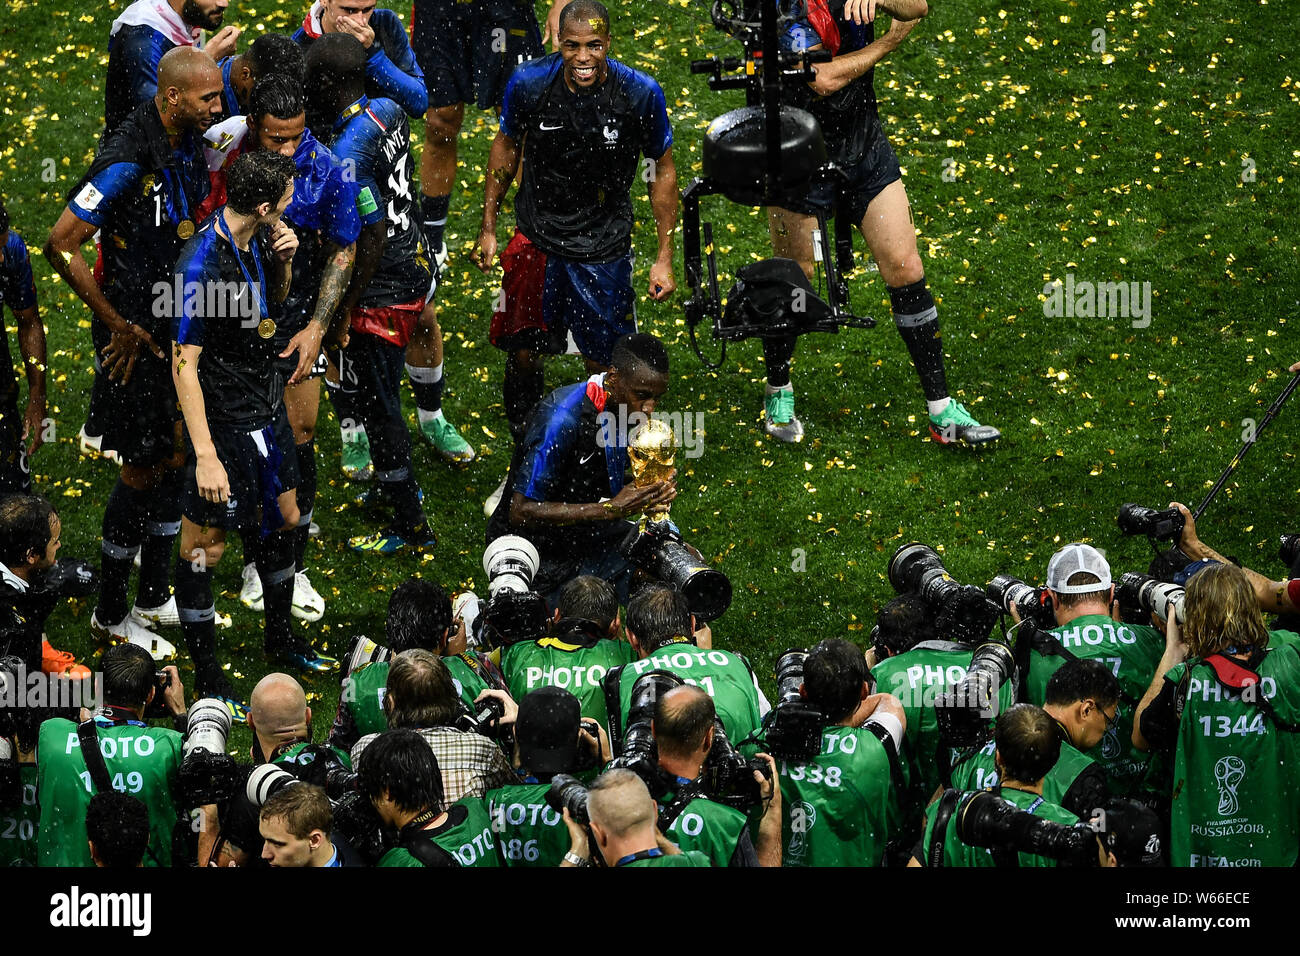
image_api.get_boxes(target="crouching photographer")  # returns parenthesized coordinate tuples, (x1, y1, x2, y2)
(610, 674, 781, 866)
(763, 640, 907, 867)
(487, 686, 610, 868)
(359, 729, 500, 867)
(35, 644, 188, 866)
(349, 650, 515, 803)
(558, 769, 711, 868)
(1133, 562, 1300, 866)
(329, 577, 505, 754)
(912, 704, 1083, 867)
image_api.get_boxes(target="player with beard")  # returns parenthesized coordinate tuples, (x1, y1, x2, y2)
(199, 73, 362, 624)
(45, 48, 225, 661)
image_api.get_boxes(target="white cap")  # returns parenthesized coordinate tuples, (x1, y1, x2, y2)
(1046, 543, 1112, 594)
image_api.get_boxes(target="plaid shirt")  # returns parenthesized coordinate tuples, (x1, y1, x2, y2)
(351, 726, 515, 804)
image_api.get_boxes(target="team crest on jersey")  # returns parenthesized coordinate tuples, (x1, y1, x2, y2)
(602, 124, 619, 144)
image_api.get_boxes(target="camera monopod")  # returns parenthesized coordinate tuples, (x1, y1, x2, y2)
(1190, 368, 1300, 522)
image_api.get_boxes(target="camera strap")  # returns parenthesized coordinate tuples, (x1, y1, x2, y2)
(1198, 648, 1300, 733)
(602, 665, 628, 754)
(863, 720, 906, 795)
(76, 720, 114, 794)
(925, 788, 963, 868)
(1027, 630, 1139, 708)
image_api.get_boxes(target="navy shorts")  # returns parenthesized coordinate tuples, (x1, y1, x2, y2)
(785, 127, 903, 225)
(184, 406, 299, 534)
(333, 331, 407, 436)
(0, 403, 31, 495)
(412, 0, 543, 111)
(489, 231, 636, 367)
(89, 350, 181, 467)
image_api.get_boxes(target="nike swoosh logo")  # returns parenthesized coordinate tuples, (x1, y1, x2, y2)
(539, 123, 564, 131)
(580, 451, 598, 464)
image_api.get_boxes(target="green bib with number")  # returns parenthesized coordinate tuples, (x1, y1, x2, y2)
(503, 637, 633, 728)
(871, 643, 1016, 799)
(1166, 647, 1300, 867)
(948, 738, 1095, 812)
(778, 724, 901, 867)
(378, 797, 501, 867)
(1025, 615, 1163, 795)
(659, 792, 746, 866)
(618, 647, 764, 745)
(922, 786, 1079, 867)
(486, 782, 570, 868)
(36, 718, 183, 867)
(345, 655, 490, 738)
(0, 764, 38, 867)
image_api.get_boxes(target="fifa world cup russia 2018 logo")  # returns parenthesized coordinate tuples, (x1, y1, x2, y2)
(1214, 755, 1246, 816)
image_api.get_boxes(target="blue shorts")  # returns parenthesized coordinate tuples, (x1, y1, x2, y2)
(785, 127, 903, 225)
(412, 0, 543, 111)
(184, 406, 299, 535)
(490, 231, 636, 367)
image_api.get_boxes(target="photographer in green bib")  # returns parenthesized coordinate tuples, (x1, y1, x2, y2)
(502, 575, 633, 731)
(36, 643, 188, 866)
(487, 685, 611, 867)
(769, 639, 907, 867)
(560, 768, 712, 868)
(329, 577, 501, 754)
(358, 728, 501, 867)
(949, 658, 1114, 819)
(607, 585, 768, 747)
(1013, 543, 1163, 796)
(913, 703, 1081, 867)
(1134, 561, 1300, 866)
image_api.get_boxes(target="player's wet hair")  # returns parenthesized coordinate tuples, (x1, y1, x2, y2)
(805, 638, 868, 722)
(627, 585, 691, 651)
(102, 643, 157, 709)
(304, 32, 367, 97)
(247, 33, 306, 85)
(994, 704, 1060, 784)
(1044, 658, 1120, 709)
(559, 0, 610, 36)
(86, 791, 151, 868)
(0, 493, 54, 566)
(226, 150, 296, 216)
(385, 577, 453, 653)
(358, 728, 447, 815)
(610, 333, 669, 377)
(249, 74, 305, 124)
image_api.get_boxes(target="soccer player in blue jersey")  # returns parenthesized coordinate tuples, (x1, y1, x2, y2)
(0, 199, 46, 498)
(304, 33, 438, 555)
(760, 0, 999, 447)
(45, 47, 225, 661)
(200, 74, 361, 623)
(295, 1, 474, 473)
(471, 0, 678, 513)
(172, 150, 338, 718)
(216, 33, 306, 119)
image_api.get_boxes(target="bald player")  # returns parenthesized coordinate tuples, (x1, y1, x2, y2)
(560, 768, 712, 867)
(46, 48, 226, 663)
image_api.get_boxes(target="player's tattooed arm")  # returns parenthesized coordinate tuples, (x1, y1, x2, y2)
(335, 223, 387, 327)
(310, 241, 355, 333)
(473, 131, 522, 272)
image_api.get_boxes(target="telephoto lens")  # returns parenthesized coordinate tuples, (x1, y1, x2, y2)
(545, 773, 591, 825)
(1115, 572, 1184, 626)
(608, 671, 682, 796)
(935, 643, 1015, 747)
(888, 543, 961, 606)
(763, 650, 824, 761)
(178, 699, 239, 805)
(245, 764, 301, 806)
(483, 535, 541, 596)
(986, 575, 1056, 629)
(956, 790, 1100, 867)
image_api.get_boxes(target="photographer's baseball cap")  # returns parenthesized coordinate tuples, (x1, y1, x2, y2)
(517, 686, 581, 776)
(1046, 543, 1112, 594)
(1097, 797, 1163, 867)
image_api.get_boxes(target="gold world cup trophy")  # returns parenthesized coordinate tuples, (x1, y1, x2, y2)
(627, 416, 676, 531)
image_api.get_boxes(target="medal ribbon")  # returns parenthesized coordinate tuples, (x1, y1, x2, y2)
(215, 213, 268, 323)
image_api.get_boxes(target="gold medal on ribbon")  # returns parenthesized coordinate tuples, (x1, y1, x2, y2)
(177, 219, 196, 239)
(257, 318, 277, 339)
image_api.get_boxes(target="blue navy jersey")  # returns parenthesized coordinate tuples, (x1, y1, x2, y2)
(779, 0, 881, 167)
(324, 96, 431, 309)
(294, 4, 428, 118)
(219, 55, 241, 119)
(202, 118, 361, 332)
(104, 0, 202, 135)
(501, 54, 673, 263)
(172, 213, 285, 429)
(0, 230, 38, 406)
(68, 100, 210, 345)
(487, 374, 630, 554)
